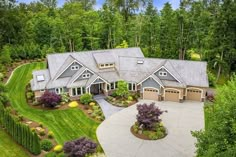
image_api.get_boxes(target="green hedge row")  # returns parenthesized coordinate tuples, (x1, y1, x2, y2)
(0, 102, 41, 155)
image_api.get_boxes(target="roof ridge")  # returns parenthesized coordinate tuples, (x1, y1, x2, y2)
(46, 47, 141, 57)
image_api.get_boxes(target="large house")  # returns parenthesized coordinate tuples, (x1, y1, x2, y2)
(31, 47, 209, 102)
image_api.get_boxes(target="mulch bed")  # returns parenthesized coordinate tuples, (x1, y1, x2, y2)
(130, 125, 168, 141)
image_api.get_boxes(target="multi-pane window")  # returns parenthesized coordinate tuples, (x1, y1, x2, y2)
(55, 88, 63, 94)
(71, 65, 79, 70)
(82, 73, 90, 78)
(111, 82, 115, 90)
(71, 87, 86, 96)
(159, 71, 167, 76)
(128, 83, 136, 91)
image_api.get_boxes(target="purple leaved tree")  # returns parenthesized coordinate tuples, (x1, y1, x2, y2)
(39, 90, 61, 108)
(136, 102, 165, 130)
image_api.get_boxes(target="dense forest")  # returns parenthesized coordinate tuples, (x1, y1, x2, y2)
(0, 0, 235, 83)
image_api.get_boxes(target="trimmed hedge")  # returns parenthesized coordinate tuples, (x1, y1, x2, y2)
(0, 103, 41, 155)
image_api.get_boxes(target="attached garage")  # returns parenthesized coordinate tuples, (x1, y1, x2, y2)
(186, 89, 202, 101)
(164, 89, 180, 102)
(143, 88, 159, 101)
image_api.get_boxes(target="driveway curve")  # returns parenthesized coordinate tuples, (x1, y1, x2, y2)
(96, 100, 204, 157)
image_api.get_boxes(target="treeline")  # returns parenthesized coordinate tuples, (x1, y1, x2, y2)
(0, 102, 41, 155)
(0, 0, 235, 82)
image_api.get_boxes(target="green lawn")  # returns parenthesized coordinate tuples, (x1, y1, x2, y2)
(6, 62, 99, 144)
(0, 128, 29, 157)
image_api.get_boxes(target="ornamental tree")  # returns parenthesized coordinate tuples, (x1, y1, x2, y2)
(39, 90, 61, 108)
(136, 103, 165, 130)
(63, 137, 97, 157)
(115, 80, 129, 98)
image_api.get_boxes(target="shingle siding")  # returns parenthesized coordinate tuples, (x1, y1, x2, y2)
(154, 69, 176, 81)
(141, 78, 161, 92)
(59, 62, 82, 78)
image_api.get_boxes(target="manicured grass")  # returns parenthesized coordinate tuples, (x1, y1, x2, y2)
(0, 128, 29, 157)
(6, 62, 99, 144)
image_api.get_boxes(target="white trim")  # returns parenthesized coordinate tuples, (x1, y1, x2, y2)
(186, 87, 204, 99)
(55, 88, 63, 94)
(138, 76, 164, 88)
(86, 76, 110, 89)
(153, 66, 182, 83)
(55, 60, 83, 80)
(164, 88, 181, 100)
(82, 73, 90, 79)
(70, 68, 94, 83)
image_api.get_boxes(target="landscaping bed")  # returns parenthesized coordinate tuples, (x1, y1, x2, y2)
(5, 62, 100, 156)
(131, 122, 167, 140)
(131, 102, 167, 140)
(105, 94, 138, 107)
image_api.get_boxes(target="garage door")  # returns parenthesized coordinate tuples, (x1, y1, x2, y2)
(165, 89, 180, 102)
(186, 89, 202, 101)
(143, 88, 159, 101)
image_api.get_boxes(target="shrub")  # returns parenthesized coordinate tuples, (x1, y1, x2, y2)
(80, 93, 93, 105)
(45, 152, 57, 157)
(60, 93, 70, 103)
(54, 145, 63, 153)
(68, 101, 78, 108)
(115, 80, 129, 98)
(87, 109, 93, 114)
(41, 139, 53, 151)
(48, 131, 54, 139)
(137, 103, 165, 130)
(128, 96, 133, 101)
(39, 90, 61, 108)
(89, 102, 96, 106)
(39, 122, 43, 127)
(63, 137, 97, 157)
(111, 91, 117, 97)
(31, 127, 36, 132)
(39, 129, 46, 136)
(18, 115, 24, 121)
(26, 92, 34, 99)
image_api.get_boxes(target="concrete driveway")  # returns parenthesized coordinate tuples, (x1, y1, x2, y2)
(96, 100, 204, 157)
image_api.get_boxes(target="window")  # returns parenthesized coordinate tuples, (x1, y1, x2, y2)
(159, 71, 167, 76)
(71, 87, 86, 96)
(99, 63, 115, 69)
(40, 89, 45, 92)
(115, 82, 118, 88)
(55, 88, 63, 94)
(111, 82, 115, 90)
(128, 83, 136, 91)
(71, 65, 79, 70)
(36, 75, 45, 82)
(82, 73, 90, 78)
(107, 84, 110, 91)
(128, 83, 132, 91)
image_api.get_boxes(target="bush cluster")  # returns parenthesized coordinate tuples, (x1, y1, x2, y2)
(80, 93, 93, 105)
(41, 139, 53, 151)
(39, 91, 61, 108)
(63, 137, 97, 157)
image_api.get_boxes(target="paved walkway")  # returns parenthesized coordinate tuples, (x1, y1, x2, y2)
(96, 100, 204, 157)
(94, 95, 124, 119)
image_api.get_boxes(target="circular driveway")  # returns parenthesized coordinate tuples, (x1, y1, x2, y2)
(96, 100, 204, 157)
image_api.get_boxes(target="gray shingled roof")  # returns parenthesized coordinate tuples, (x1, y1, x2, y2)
(32, 47, 208, 91)
(93, 52, 115, 64)
(31, 70, 50, 90)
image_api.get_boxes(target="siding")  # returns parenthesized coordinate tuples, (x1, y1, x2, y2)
(154, 69, 176, 81)
(141, 78, 161, 92)
(59, 62, 82, 78)
(75, 70, 94, 81)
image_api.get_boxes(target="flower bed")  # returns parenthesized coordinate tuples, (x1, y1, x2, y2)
(131, 122, 167, 140)
(131, 102, 167, 140)
(105, 94, 138, 107)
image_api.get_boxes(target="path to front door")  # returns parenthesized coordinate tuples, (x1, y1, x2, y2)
(94, 95, 124, 119)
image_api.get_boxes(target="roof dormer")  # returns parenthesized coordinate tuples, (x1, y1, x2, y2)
(93, 52, 116, 69)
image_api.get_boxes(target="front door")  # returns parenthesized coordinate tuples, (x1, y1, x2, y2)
(90, 84, 102, 95)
